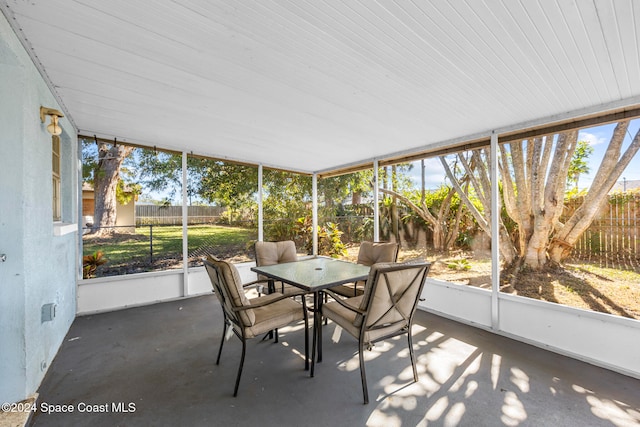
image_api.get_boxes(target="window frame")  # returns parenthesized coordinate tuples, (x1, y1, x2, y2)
(52, 135, 61, 221)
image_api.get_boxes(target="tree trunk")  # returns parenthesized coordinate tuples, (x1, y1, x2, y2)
(434, 185, 459, 251)
(444, 196, 464, 250)
(496, 129, 577, 269)
(549, 122, 640, 263)
(391, 165, 399, 242)
(497, 121, 640, 268)
(378, 188, 441, 247)
(352, 191, 362, 205)
(92, 142, 133, 235)
(440, 154, 518, 264)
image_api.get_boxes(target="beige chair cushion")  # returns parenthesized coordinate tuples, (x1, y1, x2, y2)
(324, 262, 428, 342)
(255, 241, 300, 294)
(328, 260, 391, 301)
(207, 256, 255, 326)
(207, 256, 306, 338)
(356, 241, 398, 266)
(243, 293, 305, 338)
(330, 283, 365, 297)
(358, 263, 422, 329)
(330, 242, 398, 298)
(322, 295, 406, 343)
(255, 241, 297, 266)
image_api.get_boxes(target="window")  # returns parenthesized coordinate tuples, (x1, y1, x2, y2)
(52, 135, 61, 221)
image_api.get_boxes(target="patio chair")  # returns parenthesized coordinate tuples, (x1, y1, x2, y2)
(322, 260, 431, 404)
(203, 256, 309, 397)
(330, 241, 399, 298)
(254, 240, 302, 296)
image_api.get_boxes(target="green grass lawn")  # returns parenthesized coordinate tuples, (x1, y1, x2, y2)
(83, 224, 257, 274)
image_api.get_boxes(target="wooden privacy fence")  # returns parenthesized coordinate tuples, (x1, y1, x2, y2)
(136, 205, 224, 225)
(564, 193, 640, 264)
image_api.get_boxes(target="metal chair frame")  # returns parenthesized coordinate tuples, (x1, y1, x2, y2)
(204, 258, 309, 397)
(324, 262, 430, 404)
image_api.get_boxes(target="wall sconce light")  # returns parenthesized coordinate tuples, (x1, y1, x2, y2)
(40, 106, 64, 136)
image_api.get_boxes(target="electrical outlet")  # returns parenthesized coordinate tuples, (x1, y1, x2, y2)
(41, 303, 56, 323)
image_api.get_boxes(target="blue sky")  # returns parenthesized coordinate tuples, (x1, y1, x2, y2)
(577, 119, 640, 189)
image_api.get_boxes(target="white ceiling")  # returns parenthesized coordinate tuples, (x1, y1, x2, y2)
(3, 0, 640, 173)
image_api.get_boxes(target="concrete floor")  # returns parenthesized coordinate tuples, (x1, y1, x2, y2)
(29, 294, 640, 427)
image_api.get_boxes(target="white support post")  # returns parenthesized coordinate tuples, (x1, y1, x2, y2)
(312, 173, 318, 256)
(490, 132, 500, 329)
(258, 164, 263, 242)
(182, 151, 189, 297)
(373, 159, 379, 241)
(77, 139, 84, 280)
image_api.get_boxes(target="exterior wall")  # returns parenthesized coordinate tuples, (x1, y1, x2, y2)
(115, 200, 135, 227)
(0, 12, 78, 403)
(82, 189, 135, 228)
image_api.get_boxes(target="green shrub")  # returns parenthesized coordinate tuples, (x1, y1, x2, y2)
(446, 258, 471, 271)
(296, 216, 347, 258)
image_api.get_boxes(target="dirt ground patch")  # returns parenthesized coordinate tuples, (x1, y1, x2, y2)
(505, 263, 640, 319)
(345, 245, 640, 320)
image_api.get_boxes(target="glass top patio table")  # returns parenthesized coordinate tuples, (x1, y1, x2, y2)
(250, 256, 370, 292)
(251, 256, 370, 377)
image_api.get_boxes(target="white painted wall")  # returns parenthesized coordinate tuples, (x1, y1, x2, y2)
(77, 262, 255, 315)
(0, 12, 78, 403)
(498, 293, 640, 379)
(419, 279, 493, 328)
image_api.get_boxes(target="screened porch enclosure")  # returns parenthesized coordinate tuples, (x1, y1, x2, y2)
(76, 130, 640, 389)
(1, 1, 640, 423)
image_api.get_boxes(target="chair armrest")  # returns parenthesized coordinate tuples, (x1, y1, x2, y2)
(232, 293, 298, 311)
(241, 278, 273, 296)
(244, 278, 306, 297)
(323, 290, 366, 315)
(241, 278, 271, 288)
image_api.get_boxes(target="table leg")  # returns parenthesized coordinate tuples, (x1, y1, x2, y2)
(317, 290, 323, 363)
(310, 292, 318, 377)
(310, 290, 325, 377)
(267, 279, 276, 340)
